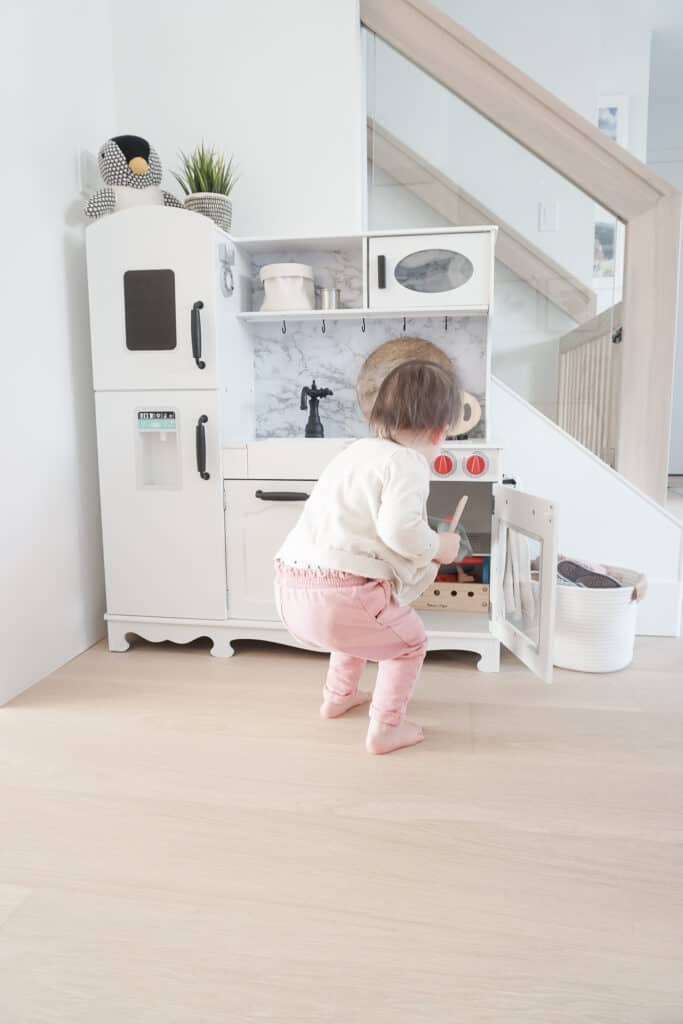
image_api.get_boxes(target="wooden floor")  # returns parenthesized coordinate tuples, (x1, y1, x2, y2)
(1, 631, 682, 1023)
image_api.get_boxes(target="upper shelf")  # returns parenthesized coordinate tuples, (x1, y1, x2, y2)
(236, 305, 489, 323)
(231, 225, 498, 255)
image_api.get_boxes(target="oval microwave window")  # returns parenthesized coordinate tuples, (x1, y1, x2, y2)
(394, 249, 474, 293)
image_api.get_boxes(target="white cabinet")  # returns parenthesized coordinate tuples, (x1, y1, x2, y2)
(96, 389, 227, 619)
(224, 460, 559, 684)
(225, 480, 313, 620)
(86, 207, 226, 391)
(368, 231, 493, 310)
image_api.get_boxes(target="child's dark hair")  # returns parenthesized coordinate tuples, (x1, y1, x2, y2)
(369, 359, 461, 438)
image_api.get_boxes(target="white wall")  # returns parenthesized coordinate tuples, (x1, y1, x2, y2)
(434, 0, 598, 117)
(110, 0, 364, 238)
(596, 2, 652, 162)
(0, 0, 366, 704)
(435, 0, 652, 158)
(648, 154, 683, 477)
(647, 21, 683, 475)
(0, 0, 115, 704)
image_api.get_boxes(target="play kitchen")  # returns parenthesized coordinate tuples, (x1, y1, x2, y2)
(87, 208, 565, 679)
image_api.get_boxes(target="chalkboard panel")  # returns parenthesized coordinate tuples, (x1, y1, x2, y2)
(123, 269, 177, 351)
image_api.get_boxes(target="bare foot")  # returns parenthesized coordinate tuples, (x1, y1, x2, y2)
(366, 719, 424, 755)
(320, 690, 372, 719)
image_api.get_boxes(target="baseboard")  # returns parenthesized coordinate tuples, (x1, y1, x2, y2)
(635, 580, 682, 636)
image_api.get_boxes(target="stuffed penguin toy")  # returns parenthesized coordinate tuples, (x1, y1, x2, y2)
(84, 135, 183, 218)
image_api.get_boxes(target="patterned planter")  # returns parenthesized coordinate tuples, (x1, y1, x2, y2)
(184, 192, 232, 231)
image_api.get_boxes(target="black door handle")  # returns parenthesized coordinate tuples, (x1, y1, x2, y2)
(377, 254, 386, 290)
(255, 490, 310, 501)
(195, 415, 210, 479)
(191, 300, 206, 369)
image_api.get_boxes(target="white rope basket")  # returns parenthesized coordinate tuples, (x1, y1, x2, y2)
(553, 564, 644, 673)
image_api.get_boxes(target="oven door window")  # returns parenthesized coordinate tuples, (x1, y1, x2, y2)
(394, 249, 475, 293)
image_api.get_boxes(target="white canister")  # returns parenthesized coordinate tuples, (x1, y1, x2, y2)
(260, 263, 315, 312)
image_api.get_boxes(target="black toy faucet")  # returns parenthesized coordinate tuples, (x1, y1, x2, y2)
(300, 379, 333, 438)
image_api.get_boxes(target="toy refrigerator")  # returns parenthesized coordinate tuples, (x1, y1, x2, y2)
(86, 207, 250, 622)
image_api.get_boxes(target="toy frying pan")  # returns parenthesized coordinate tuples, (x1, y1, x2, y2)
(356, 337, 481, 436)
(357, 337, 453, 419)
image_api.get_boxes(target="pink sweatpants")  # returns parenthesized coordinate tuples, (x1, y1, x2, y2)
(275, 564, 427, 726)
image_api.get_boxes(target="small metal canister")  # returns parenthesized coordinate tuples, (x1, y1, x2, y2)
(318, 287, 341, 310)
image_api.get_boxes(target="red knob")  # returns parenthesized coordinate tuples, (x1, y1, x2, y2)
(433, 453, 455, 476)
(465, 453, 488, 477)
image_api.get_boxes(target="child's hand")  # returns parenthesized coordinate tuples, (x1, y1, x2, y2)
(434, 531, 461, 565)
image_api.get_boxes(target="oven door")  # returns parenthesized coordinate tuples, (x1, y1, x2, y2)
(225, 480, 313, 620)
(491, 484, 558, 683)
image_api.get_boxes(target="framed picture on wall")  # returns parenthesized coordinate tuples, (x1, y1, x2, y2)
(593, 96, 628, 293)
(594, 220, 616, 278)
(597, 97, 629, 147)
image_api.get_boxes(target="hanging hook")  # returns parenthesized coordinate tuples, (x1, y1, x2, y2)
(321, 319, 326, 335)
(403, 316, 407, 332)
(361, 317, 366, 333)
(281, 319, 287, 335)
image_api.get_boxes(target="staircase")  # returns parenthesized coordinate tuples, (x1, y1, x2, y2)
(489, 377, 682, 638)
(362, 0, 682, 504)
(362, 0, 683, 636)
(367, 113, 619, 437)
(367, 111, 624, 442)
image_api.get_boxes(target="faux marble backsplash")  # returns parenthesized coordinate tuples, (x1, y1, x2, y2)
(252, 315, 487, 439)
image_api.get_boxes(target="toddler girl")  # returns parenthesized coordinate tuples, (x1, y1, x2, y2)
(275, 360, 462, 754)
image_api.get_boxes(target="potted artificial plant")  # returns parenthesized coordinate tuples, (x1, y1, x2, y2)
(173, 143, 238, 231)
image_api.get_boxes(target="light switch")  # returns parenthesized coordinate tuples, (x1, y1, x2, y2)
(538, 201, 560, 232)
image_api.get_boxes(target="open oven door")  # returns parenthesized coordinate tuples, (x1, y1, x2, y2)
(491, 484, 559, 683)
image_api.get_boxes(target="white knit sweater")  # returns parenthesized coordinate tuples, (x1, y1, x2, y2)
(276, 438, 439, 604)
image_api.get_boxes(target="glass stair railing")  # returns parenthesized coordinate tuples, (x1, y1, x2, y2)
(365, 28, 624, 455)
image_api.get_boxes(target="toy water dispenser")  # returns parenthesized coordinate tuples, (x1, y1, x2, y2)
(136, 408, 180, 489)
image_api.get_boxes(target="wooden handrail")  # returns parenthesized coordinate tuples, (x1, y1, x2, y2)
(361, 0, 682, 502)
(361, 0, 674, 216)
(559, 303, 623, 355)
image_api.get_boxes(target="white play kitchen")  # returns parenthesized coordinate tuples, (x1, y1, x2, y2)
(86, 207, 559, 682)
